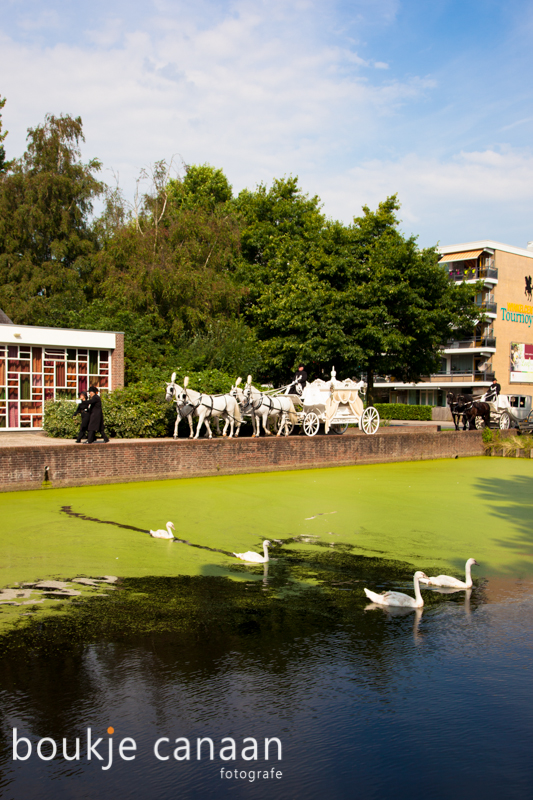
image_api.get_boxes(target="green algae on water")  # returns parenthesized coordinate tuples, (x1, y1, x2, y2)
(0, 457, 532, 635)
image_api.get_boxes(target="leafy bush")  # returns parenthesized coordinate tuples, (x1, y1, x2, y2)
(44, 401, 79, 439)
(374, 403, 432, 421)
(43, 372, 239, 439)
(100, 384, 175, 438)
(44, 380, 174, 439)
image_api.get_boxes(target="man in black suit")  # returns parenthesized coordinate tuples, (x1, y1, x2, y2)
(86, 386, 110, 444)
(287, 364, 307, 395)
(73, 391, 90, 443)
(485, 378, 501, 402)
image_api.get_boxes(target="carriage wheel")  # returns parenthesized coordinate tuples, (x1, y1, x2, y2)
(303, 412, 320, 437)
(330, 422, 349, 435)
(499, 411, 511, 430)
(277, 417, 294, 436)
(475, 416, 486, 430)
(361, 407, 380, 435)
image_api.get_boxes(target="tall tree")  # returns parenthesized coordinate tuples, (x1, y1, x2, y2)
(0, 114, 103, 323)
(234, 184, 480, 391)
(233, 176, 331, 380)
(344, 197, 481, 401)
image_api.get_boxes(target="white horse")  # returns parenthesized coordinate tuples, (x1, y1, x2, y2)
(178, 377, 242, 439)
(165, 373, 202, 439)
(242, 376, 298, 437)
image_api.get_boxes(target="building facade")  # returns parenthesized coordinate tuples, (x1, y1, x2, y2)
(374, 240, 533, 405)
(0, 314, 124, 430)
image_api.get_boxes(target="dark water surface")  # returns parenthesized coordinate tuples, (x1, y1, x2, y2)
(1, 573, 533, 800)
(2, 459, 533, 799)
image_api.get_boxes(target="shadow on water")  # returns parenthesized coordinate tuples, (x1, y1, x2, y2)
(0, 549, 524, 800)
(475, 474, 533, 565)
(60, 506, 234, 556)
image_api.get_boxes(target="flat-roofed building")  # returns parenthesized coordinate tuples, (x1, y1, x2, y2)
(0, 313, 124, 430)
(374, 240, 533, 406)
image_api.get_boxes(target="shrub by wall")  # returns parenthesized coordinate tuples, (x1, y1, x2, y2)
(374, 403, 433, 421)
(44, 382, 176, 439)
(482, 428, 533, 457)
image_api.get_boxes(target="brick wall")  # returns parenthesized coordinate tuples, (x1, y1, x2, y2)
(110, 332, 125, 390)
(0, 430, 484, 492)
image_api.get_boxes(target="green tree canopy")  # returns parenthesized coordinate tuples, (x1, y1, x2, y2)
(233, 186, 480, 392)
(167, 163, 233, 213)
(0, 113, 103, 323)
(0, 103, 481, 393)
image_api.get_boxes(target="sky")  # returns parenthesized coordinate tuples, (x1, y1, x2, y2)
(1, 0, 533, 248)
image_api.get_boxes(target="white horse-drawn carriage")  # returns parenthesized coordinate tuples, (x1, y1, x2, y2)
(477, 393, 533, 431)
(165, 368, 380, 438)
(284, 368, 380, 436)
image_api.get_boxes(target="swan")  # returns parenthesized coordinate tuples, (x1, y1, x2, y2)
(233, 540, 271, 563)
(364, 571, 428, 608)
(150, 521, 175, 539)
(419, 558, 478, 589)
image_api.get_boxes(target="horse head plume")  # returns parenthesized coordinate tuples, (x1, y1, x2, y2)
(171, 372, 176, 383)
(184, 376, 189, 388)
(236, 377, 242, 386)
(247, 375, 252, 385)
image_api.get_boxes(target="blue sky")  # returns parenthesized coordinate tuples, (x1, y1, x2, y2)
(1, 0, 533, 247)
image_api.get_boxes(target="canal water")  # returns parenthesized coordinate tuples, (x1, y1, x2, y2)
(1, 458, 532, 799)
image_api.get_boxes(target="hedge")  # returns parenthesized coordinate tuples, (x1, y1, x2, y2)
(374, 403, 433, 421)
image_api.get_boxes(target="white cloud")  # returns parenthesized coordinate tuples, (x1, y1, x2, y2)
(0, 0, 432, 205)
(319, 148, 533, 248)
(1, 0, 532, 251)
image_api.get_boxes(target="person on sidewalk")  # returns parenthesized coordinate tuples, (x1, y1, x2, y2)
(86, 386, 110, 444)
(73, 391, 90, 443)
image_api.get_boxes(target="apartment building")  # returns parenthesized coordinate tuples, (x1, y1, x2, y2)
(374, 240, 533, 405)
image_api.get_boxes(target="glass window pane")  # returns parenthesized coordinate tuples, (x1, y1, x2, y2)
(89, 350, 99, 374)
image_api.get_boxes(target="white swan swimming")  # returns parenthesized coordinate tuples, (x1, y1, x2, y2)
(364, 571, 428, 608)
(150, 521, 175, 539)
(419, 558, 478, 589)
(233, 540, 271, 563)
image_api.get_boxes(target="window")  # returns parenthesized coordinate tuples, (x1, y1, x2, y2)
(0, 345, 111, 429)
(451, 354, 473, 373)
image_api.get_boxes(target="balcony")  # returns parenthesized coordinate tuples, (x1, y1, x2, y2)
(428, 371, 495, 383)
(448, 267, 498, 283)
(444, 336, 496, 350)
(481, 267, 498, 281)
(478, 301, 497, 314)
(373, 372, 495, 384)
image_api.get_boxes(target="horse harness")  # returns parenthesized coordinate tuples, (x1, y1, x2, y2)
(183, 389, 228, 419)
(246, 390, 283, 414)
